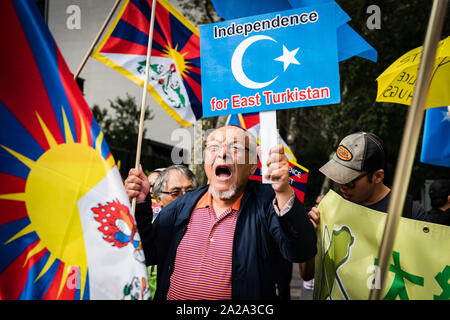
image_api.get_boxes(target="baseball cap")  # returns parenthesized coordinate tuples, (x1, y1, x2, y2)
(319, 132, 386, 184)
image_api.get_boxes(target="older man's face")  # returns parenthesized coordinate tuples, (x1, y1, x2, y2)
(204, 126, 257, 199)
(158, 169, 195, 208)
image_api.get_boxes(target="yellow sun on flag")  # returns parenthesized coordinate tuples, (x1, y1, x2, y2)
(163, 45, 191, 78)
(0, 107, 115, 299)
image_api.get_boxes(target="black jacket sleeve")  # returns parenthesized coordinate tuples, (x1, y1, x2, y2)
(135, 200, 154, 266)
(135, 197, 182, 267)
(273, 195, 317, 263)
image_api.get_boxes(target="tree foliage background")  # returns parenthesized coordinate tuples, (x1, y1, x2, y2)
(93, 93, 153, 149)
(174, 0, 450, 208)
(92, 94, 171, 178)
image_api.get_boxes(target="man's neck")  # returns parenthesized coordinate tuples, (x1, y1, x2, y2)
(211, 189, 244, 218)
(361, 184, 391, 206)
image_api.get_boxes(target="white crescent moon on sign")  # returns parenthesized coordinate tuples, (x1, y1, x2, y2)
(231, 35, 278, 89)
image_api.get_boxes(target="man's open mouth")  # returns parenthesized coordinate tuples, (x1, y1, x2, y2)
(215, 165, 232, 179)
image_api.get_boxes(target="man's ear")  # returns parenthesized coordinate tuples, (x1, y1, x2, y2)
(373, 169, 385, 184)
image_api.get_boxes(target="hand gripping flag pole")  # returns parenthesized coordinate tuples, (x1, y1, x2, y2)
(369, 0, 448, 300)
(131, 0, 158, 216)
(73, 0, 122, 80)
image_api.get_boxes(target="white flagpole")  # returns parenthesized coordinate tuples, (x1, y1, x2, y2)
(369, 0, 448, 300)
(131, 0, 158, 216)
(73, 0, 122, 80)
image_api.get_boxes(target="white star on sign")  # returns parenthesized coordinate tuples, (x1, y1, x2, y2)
(441, 106, 450, 123)
(274, 45, 300, 72)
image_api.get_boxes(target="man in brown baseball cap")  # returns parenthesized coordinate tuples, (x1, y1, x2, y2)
(309, 132, 426, 225)
(319, 132, 385, 185)
(300, 132, 427, 280)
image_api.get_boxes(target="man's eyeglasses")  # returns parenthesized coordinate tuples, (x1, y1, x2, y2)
(160, 187, 194, 198)
(344, 172, 369, 189)
(205, 142, 249, 155)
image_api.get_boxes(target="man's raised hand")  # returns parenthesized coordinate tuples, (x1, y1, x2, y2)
(124, 165, 150, 203)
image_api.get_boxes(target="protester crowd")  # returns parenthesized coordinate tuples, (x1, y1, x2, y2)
(124, 126, 448, 300)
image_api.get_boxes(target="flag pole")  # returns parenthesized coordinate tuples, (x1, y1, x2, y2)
(369, 0, 448, 300)
(73, 0, 122, 80)
(131, 0, 157, 216)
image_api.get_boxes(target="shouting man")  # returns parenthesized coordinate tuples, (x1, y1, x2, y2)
(126, 125, 316, 300)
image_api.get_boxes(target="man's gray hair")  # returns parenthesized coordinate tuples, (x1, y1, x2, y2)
(153, 164, 198, 199)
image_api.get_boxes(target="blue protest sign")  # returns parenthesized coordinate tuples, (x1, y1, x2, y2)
(200, 2, 340, 117)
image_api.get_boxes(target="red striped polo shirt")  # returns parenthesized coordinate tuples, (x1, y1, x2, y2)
(166, 190, 243, 300)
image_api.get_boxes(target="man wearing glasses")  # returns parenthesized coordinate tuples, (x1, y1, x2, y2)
(152, 165, 198, 209)
(127, 125, 316, 300)
(126, 165, 197, 207)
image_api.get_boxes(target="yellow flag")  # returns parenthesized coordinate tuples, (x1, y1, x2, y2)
(314, 190, 450, 300)
(375, 36, 450, 109)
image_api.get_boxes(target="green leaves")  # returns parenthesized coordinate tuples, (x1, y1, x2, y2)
(92, 93, 153, 150)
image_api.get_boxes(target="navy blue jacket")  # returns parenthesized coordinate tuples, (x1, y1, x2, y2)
(135, 181, 317, 300)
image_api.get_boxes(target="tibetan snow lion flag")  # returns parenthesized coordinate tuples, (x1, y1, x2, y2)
(0, 0, 149, 300)
(227, 113, 309, 203)
(93, 0, 202, 127)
